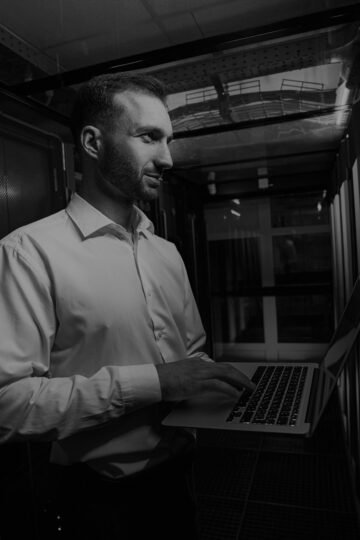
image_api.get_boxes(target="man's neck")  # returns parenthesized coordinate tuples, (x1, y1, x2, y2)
(77, 183, 134, 230)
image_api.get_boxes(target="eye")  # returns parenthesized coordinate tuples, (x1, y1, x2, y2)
(141, 132, 157, 143)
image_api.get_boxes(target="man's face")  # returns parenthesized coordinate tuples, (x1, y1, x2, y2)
(96, 91, 173, 203)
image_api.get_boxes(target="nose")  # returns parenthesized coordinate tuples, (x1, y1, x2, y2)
(156, 141, 173, 171)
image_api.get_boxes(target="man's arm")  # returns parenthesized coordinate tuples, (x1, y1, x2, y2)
(0, 243, 161, 443)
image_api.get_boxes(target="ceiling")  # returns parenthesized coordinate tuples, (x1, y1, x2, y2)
(0, 0, 359, 194)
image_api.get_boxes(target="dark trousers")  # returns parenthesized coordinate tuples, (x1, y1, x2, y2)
(44, 455, 200, 540)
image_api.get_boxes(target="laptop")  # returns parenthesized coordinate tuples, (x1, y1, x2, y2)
(163, 277, 360, 436)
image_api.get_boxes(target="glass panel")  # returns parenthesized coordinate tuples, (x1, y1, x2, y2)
(206, 200, 264, 350)
(205, 200, 261, 238)
(212, 296, 264, 344)
(273, 233, 332, 285)
(271, 192, 329, 227)
(209, 238, 261, 293)
(206, 200, 262, 292)
(168, 63, 343, 134)
(205, 192, 333, 357)
(277, 294, 333, 343)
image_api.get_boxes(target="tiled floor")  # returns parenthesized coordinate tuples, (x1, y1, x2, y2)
(193, 392, 360, 540)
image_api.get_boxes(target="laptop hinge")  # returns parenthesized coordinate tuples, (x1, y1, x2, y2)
(305, 367, 320, 424)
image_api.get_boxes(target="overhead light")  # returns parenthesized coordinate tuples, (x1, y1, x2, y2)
(207, 171, 216, 195)
(257, 166, 268, 177)
(258, 177, 269, 189)
(232, 198, 240, 205)
(230, 209, 241, 217)
(257, 166, 273, 189)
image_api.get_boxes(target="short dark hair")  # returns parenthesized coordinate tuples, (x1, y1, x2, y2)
(71, 72, 167, 144)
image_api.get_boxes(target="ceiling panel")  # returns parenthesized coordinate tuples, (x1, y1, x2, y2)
(0, 1, 62, 47)
(193, 0, 358, 36)
(0, 0, 151, 67)
(144, 0, 233, 17)
(50, 20, 169, 70)
(159, 13, 203, 43)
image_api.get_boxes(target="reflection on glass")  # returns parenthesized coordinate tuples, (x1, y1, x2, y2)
(273, 233, 332, 285)
(212, 296, 264, 343)
(209, 239, 261, 292)
(277, 294, 333, 343)
(271, 192, 329, 227)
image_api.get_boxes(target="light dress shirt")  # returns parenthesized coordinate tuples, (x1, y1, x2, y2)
(0, 193, 207, 478)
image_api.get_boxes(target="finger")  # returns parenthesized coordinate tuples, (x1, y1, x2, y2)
(200, 379, 242, 399)
(212, 363, 256, 391)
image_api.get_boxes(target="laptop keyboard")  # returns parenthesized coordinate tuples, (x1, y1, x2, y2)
(226, 365, 308, 426)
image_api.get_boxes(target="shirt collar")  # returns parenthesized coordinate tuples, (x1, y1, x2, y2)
(66, 193, 155, 239)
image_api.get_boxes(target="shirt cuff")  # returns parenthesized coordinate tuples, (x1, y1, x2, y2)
(189, 351, 213, 362)
(119, 364, 162, 411)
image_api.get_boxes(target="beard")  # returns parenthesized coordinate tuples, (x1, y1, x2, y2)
(96, 138, 158, 203)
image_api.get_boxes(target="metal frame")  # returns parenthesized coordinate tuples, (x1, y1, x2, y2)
(172, 105, 351, 139)
(173, 149, 335, 171)
(0, 83, 71, 127)
(352, 158, 360, 273)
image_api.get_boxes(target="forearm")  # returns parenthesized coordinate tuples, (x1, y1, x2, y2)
(0, 364, 161, 443)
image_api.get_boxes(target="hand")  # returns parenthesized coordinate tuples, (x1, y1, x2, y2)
(155, 358, 255, 402)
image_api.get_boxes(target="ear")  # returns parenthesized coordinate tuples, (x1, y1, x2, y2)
(80, 125, 102, 159)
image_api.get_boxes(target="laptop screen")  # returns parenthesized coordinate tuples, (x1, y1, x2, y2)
(310, 277, 360, 434)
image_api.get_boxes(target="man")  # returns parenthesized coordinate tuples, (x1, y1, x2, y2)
(0, 73, 254, 539)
